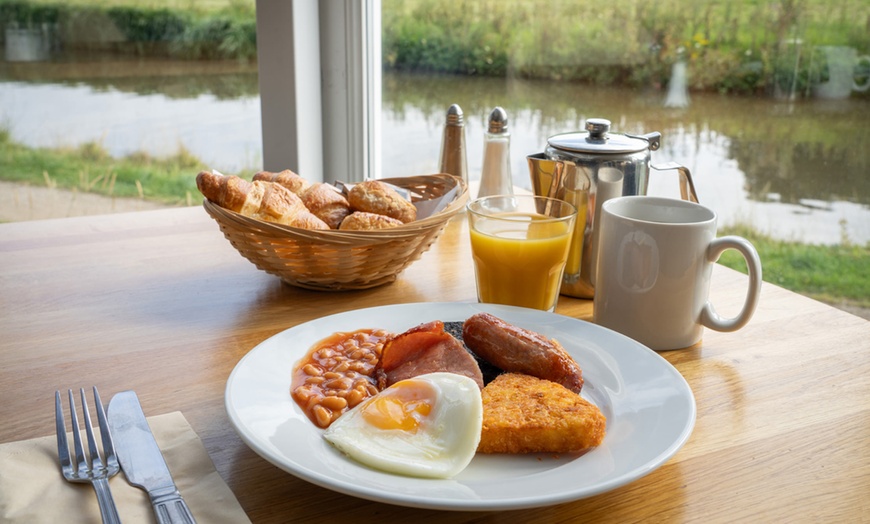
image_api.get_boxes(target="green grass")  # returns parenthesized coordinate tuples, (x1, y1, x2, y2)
(718, 223, 870, 309)
(0, 128, 216, 205)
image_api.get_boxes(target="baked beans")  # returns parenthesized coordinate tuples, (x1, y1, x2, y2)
(291, 329, 391, 428)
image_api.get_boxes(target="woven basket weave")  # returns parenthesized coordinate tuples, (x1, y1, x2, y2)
(203, 174, 468, 291)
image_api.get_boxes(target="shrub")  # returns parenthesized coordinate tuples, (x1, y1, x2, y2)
(105, 6, 188, 43)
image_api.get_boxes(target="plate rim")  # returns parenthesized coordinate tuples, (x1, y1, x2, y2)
(225, 302, 696, 510)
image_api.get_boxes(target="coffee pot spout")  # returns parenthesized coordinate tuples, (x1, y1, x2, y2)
(627, 130, 662, 151)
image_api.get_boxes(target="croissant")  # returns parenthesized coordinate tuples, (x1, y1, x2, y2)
(196, 171, 329, 230)
(301, 183, 351, 229)
(196, 170, 251, 212)
(347, 180, 417, 223)
(252, 169, 310, 195)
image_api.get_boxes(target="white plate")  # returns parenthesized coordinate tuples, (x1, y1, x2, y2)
(225, 302, 696, 511)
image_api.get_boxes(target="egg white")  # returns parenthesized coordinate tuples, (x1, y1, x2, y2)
(322, 372, 483, 479)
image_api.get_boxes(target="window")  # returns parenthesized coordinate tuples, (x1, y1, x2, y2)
(373, 1, 870, 246)
(3, 0, 868, 250)
(0, 0, 261, 218)
(261, 0, 869, 246)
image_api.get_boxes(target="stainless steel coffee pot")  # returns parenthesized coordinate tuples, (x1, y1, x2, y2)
(527, 118, 699, 299)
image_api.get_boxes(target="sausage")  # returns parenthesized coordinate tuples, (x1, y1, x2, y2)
(462, 313, 583, 393)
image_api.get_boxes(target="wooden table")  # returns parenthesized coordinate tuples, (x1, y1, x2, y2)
(1, 207, 868, 523)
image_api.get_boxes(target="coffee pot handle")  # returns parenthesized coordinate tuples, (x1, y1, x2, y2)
(650, 162, 699, 203)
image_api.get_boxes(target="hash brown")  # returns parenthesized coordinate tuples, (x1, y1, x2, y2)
(477, 373, 606, 454)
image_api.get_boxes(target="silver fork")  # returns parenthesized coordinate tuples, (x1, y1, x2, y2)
(55, 387, 122, 524)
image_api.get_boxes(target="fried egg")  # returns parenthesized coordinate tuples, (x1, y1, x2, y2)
(322, 372, 483, 479)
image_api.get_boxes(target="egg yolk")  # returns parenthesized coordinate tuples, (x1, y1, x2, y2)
(360, 381, 434, 431)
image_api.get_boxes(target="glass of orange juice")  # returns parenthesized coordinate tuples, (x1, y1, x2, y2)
(467, 195, 577, 312)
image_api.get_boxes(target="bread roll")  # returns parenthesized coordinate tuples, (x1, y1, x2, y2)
(301, 183, 352, 229)
(196, 171, 328, 230)
(347, 180, 417, 223)
(253, 169, 310, 195)
(339, 211, 404, 230)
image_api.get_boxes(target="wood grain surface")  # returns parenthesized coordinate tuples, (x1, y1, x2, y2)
(1, 206, 868, 523)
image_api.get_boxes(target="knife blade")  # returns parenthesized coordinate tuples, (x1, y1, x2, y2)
(108, 391, 196, 524)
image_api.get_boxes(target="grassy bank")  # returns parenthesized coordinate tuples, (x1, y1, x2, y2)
(4, 0, 870, 93)
(0, 128, 210, 206)
(718, 224, 870, 308)
(0, 0, 256, 60)
(383, 0, 870, 95)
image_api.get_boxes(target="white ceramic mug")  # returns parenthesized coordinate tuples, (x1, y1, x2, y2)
(593, 196, 762, 351)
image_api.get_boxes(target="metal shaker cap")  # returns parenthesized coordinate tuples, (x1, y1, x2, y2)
(487, 106, 508, 134)
(446, 103, 464, 126)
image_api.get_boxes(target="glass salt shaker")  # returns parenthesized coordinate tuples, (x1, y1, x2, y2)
(477, 106, 513, 198)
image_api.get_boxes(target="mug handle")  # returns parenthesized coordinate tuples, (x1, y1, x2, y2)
(700, 236, 763, 332)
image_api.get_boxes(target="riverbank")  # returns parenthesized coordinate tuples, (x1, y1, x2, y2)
(2, 181, 867, 322)
(0, 180, 172, 221)
(7, 0, 869, 95)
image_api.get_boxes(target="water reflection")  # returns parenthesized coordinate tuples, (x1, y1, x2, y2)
(0, 65, 867, 244)
(381, 73, 870, 245)
(0, 80, 262, 171)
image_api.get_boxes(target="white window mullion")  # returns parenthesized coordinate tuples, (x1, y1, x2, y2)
(320, 0, 381, 184)
(256, 0, 381, 184)
(364, 0, 382, 182)
(255, 0, 324, 182)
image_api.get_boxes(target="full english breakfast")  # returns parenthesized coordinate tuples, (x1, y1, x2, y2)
(290, 313, 607, 479)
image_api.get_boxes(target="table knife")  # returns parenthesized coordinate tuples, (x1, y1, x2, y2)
(107, 391, 196, 524)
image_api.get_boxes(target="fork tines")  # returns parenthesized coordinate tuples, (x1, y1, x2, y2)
(55, 386, 119, 480)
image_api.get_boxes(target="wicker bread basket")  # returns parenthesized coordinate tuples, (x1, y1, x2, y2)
(203, 174, 468, 290)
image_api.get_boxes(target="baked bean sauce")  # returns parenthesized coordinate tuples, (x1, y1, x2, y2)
(291, 328, 392, 429)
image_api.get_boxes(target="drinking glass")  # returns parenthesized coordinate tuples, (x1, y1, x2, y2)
(467, 195, 577, 312)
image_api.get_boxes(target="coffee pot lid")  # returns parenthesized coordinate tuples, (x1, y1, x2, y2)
(547, 118, 657, 154)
